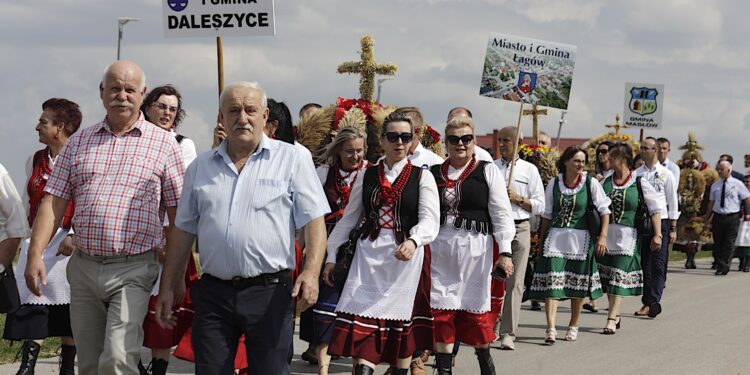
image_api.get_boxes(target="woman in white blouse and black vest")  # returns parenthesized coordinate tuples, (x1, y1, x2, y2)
(323, 112, 440, 375)
(428, 117, 515, 375)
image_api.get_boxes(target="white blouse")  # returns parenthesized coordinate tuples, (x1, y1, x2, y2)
(326, 158, 440, 264)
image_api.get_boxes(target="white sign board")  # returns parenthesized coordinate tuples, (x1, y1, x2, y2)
(623, 83, 664, 129)
(479, 33, 578, 110)
(162, 0, 275, 38)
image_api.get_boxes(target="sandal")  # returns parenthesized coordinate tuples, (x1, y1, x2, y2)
(602, 316, 620, 335)
(564, 326, 578, 341)
(544, 328, 557, 345)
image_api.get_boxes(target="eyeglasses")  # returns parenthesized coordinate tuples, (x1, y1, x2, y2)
(446, 134, 475, 145)
(597, 148, 609, 154)
(151, 102, 178, 113)
(384, 132, 414, 143)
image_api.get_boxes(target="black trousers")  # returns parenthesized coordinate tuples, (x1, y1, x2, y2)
(712, 213, 741, 271)
(191, 274, 294, 375)
(642, 220, 669, 306)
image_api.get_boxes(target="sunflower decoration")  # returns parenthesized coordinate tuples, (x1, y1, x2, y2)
(517, 144, 559, 187)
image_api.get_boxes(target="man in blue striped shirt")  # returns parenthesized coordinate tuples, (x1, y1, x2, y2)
(155, 81, 329, 374)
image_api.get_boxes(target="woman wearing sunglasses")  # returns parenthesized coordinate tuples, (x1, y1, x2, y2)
(139, 84, 199, 375)
(528, 145, 611, 344)
(324, 112, 440, 375)
(428, 117, 515, 375)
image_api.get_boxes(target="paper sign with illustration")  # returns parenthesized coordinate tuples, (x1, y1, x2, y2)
(479, 33, 577, 110)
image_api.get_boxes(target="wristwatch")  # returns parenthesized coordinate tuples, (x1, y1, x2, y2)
(499, 252, 512, 258)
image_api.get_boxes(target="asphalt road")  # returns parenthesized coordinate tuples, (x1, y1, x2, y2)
(4, 258, 749, 374)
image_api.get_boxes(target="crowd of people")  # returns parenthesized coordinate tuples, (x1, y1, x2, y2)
(0, 60, 748, 375)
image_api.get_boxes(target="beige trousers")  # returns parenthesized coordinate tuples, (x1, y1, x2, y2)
(499, 220, 531, 336)
(66, 250, 158, 375)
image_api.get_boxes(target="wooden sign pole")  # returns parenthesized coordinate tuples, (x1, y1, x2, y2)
(217, 35, 224, 97)
(507, 102, 525, 187)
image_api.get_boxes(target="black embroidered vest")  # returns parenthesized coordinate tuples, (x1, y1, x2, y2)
(361, 164, 421, 244)
(323, 166, 345, 235)
(431, 160, 492, 234)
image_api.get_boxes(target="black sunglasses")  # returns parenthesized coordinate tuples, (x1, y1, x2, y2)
(384, 132, 414, 143)
(597, 148, 609, 154)
(446, 134, 475, 145)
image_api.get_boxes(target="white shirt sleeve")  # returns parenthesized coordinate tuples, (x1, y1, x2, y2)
(639, 177, 665, 215)
(409, 169, 440, 248)
(485, 163, 516, 254)
(663, 171, 680, 220)
(0, 166, 30, 240)
(542, 178, 555, 220)
(589, 177, 612, 216)
(316, 165, 329, 185)
(179, 138, 198, 168)
(326, 171, 365, 264)
(527, 164, 546, 216)
(22, 155, 33, 215)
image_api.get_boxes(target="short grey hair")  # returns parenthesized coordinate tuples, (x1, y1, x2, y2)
(220, 81, 268, 108)
(499, 126, 523, 140)
(101, 61, 146, 91)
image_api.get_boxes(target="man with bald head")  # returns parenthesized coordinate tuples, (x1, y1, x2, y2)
(24, 61, 185, 374)
(493, 126, 545, 350)
(446, 107, 494, 162)
(156, 81, 328, 374)
(705, 161, 750, 275)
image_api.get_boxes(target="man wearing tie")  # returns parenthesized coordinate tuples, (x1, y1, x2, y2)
(705, 161, 750, 275)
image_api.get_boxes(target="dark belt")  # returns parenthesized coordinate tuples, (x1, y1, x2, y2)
(203, 271, 291, 289)
(514, 219, 529, 224)
(714, 212, 740, 217)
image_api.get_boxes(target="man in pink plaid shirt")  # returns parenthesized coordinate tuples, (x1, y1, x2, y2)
(24, 61, 184, 375)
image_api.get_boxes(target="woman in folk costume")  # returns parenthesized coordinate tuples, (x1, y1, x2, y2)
(139, 85, 199, 375)
(597, 142, 664, 334)
(4, 98, 81, 375)
(299, 126, 368, 375)
(529, 145, 611, 344)
(324, 112, 440, 375)
(428, 117, 515, 375)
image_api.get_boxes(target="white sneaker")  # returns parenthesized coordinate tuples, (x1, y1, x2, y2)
(499, 334, 516, 350)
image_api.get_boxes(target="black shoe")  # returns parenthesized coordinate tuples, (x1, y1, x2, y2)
(435, 352, 453, 375)
(387, 368, 408, 375)
(354, 364, 375, 375)
(15, 340, 41, 375)
(647, 302, 662, 318)
(530, 301, 542, 311)
(475, 348, 496, 375)
(300, 347, 318, 365)
(582, 303, 599, 313)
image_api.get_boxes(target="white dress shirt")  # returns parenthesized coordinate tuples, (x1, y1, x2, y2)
(494, 157, 545, 221)
(635, 163, 680, 220)
(709, 177, 750, 214)
(0, 162, 29, 242)
(409, 143, 444, 169)
(661, 158, 681, 183)
(474, 146, 494, 162)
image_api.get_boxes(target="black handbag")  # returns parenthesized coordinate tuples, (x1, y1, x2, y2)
(0, 265, 21, 313)
(585, 175, 601, 238)
(635, 176, 654, 237)
(332, 223, 365, 285)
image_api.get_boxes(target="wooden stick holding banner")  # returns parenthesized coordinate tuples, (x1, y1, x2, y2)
(217, 35, 224, 96)
(506, 101, 525, 188)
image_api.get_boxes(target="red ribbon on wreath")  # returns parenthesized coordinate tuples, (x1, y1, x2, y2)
(333, 97, 382, 129)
